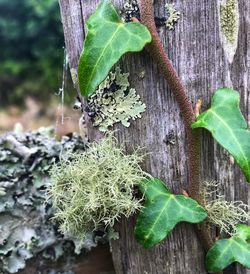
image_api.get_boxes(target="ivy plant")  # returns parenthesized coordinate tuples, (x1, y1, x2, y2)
(192, 88, 250, 182)
(63, 0, 250, 273)
(206, 224, 250, 272)
(78, 0, 151, 97)
(134, 178, 207, 248)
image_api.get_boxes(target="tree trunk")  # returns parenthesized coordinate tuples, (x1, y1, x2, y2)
(58, 1, 250, 273)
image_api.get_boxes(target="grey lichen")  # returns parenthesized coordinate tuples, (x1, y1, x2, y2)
(0, 129, 100, 273)
(202, 181, 250, 236)
(49, 134, 148, 239)
(165, 3, 180, 30)
(86, 67, 146, 132)
(220, 0, 238, 44)
(120, 0, 140, 22)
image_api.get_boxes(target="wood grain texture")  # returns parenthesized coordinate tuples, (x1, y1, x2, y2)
(20, 244, 115, 274)
(58, 0, 250, 273)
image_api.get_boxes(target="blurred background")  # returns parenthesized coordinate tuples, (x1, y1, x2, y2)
(0, 0, 79, 137)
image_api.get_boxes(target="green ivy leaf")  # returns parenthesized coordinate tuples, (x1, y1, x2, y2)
(206, 224, 250, 273)
(134, 178, 207, 248)
(192, 88, 250, 182)
(78, 0, 151, 97)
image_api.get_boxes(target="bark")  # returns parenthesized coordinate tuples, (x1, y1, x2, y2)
(58, 0, 250, 273)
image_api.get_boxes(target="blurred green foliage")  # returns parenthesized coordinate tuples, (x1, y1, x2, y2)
(0, 0, 71, 106)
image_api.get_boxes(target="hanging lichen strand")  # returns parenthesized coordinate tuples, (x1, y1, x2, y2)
(220, 0, 238, 44)
(202, 181, 250, 236)
(85, 67, 146, 132)
(49, 135, 148, 239)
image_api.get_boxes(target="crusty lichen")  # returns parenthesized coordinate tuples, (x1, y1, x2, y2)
(86, 67, 146, 132)
(202, 181, 250, 236)
(165, 3, 180, 30)
(49, 134, 148, 239)
(220, 0, 238, 44)
(0, 129, 98, 273)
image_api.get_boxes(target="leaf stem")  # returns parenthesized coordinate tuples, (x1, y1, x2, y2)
(139, 0, 213, 252)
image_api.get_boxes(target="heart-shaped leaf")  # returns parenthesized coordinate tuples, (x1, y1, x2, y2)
(78, 0, 151, 97)
(134, 178, 207, 248)
(192, 88, 250, 182)
(206, 224, 250, 273)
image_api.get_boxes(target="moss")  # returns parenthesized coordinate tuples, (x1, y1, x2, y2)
(165, 3, 180, 30)
(202, 181, 250, 236)
(220, 0, 238, 44)
(86, 67, 146, 132)
(49, 134, 148, 239)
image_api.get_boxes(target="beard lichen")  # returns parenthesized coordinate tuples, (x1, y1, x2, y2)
(202, 181, 250, 236)
(49, 135, 148, 239)
(220, 0, 238, 44)
(85, 67, 146, 132)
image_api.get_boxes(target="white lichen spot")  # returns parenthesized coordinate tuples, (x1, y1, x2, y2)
(202, 181, 250, 236)
(165, 3, 180, 30)
(86, 67, 146, 132)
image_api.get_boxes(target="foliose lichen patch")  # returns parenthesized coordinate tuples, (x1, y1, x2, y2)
(220, 0, 238, 44)
(0, 129, 100, 273)
(86, 67, 146, 132)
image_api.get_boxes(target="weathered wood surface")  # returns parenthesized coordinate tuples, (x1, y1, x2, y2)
(21, 244, 115, 274)
(58, 0, 250, 273)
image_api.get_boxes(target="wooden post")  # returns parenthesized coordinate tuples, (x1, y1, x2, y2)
(58, 1, 250, 273)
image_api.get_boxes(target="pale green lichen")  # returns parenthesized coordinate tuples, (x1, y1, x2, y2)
(49, 134, 148, 239)
(86, 67, 146, 132)
(202, 181, 250, 236)
(220, 0, 238, 44)
(165, 3, 180, 30)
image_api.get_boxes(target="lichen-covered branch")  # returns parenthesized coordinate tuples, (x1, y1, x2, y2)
(1, 135, 37, 160)
(0, 130, 99, 273)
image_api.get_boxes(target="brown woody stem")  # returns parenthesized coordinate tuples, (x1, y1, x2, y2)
(139, 0, 213, 252)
